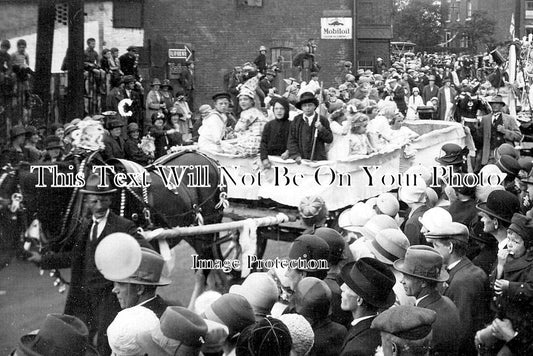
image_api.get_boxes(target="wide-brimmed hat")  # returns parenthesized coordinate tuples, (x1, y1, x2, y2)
(495, 143, 519, 160)
(476, 190, 520, 224)
(211, 92, 231, 101)
(80, 173, 117, 195)
(107, 118, 124, 130)
(418, 207, 452, 234)
(108, 248, 171, 286)
(365, 193, 400, 217)
(288, 234, 330, 271)
(338, 202, 376, 233)
(203, 293, 255, 336)
(44, 135, 63, 150)
(488, 95, 506, 106)
(295, 92, 319, 109)
(151, 78, 162, 86)
(367, 228, 410, 265)
(435, 143, 468, 166)
(229, 272, 279, 317)
(341, 258, 396, 308)
(393, 245, 449, 282)
(259, 45, 267, 52)
(371, 306, 436, 340)
(496, 155, 521, 177)
(359, 214, 399, 240)
(160, 79, 173, 91)
(16, 314, 99, 356)
(424, 222, 469, 244)
(10, 125, 27, 139)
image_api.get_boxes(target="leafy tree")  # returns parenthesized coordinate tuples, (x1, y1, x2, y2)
(393, 0, 444, 49)
(461, 11, 496, 53)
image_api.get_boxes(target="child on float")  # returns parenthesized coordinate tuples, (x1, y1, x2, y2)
(234, 87, 267, 156)
(150, 112, 179, 158)
(348, 111, 374, 156)
(326, 108, 351, 160)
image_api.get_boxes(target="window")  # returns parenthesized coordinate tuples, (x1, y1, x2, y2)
(466, 0, 472, 19)
(271, 47, 293, 70)
(527, 1, 533, 19)
(455, 0, 461, 21)
(446, 0, 452, 22)
(445, 31, 452, 48)
(113, 0, 143, 28)
(526, 27, 533, 36)
(460, 34, 471, 48)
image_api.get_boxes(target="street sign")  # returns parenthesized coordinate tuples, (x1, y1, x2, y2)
(168, 45, 193, 61)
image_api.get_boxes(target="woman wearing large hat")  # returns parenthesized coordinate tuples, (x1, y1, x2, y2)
(0, 125, 27, 166)
(145, 78, 165, 133)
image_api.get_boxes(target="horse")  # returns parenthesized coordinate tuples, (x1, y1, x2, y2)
(0, 148, 227, 285)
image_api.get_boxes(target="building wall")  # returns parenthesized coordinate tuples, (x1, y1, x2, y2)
(143, 0, 356, 105)
(0, 1, 143, 72)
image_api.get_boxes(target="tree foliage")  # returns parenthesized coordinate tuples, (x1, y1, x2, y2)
(461, 11, 497, 53)
(393, 0, 444, 49)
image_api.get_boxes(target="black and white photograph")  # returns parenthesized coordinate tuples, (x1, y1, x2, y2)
(1, 0, 533, 355)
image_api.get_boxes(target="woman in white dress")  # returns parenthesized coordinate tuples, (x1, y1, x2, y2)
(406, 87, 424, 120)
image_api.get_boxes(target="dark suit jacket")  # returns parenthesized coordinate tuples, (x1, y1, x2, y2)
(40, 212, 149, 355)
(310, 318, 347, 356)
(443, 258, 490, 356)
(422, 84, 440, 104)
(340, 316, 380, 356)
(102, 134, 126, 161)
(178, 68, 194, 91)
(403, 205, 430, 246)
(287, 113, 333, 161)
(418, 290, 461, 356)
(142, 295, 171, 318)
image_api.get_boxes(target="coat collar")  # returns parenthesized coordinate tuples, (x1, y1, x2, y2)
(416, 289, 442, 308)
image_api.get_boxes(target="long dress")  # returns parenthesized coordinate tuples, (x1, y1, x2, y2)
(234, 107, 267, 156)
(406, 94, 424, 120)
(327, 120, 351, 160)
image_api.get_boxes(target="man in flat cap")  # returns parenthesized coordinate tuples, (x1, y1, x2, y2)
(371, 305, 437, 356)
(339, 257, 396, 356)
(425, 222, 490, 355)
(394, 245, 461, 355)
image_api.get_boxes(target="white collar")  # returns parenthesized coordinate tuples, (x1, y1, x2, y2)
(415, 294, 429, 306)
(92, 209, 110, 224)
(447, 258, 462, 271)
(350, 314, 375, 327)
(137, 295, 157, 307)
(498, 238, 508, 251)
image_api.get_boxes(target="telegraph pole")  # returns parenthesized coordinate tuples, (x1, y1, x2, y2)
(66, 0, 85, 119)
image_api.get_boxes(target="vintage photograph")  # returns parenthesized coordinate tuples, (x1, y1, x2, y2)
(1, 0, 533, 355)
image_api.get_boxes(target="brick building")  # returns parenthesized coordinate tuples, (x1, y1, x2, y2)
(0, 0, 393, 110)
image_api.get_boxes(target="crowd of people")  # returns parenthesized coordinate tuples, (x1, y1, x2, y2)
(2, 41, 533, 356)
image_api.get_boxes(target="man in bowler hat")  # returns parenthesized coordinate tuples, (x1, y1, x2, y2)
(287, 92, 333, 162)
(29, 173, 150, 355)
(339, 257, 396, 356)
(394, 245, 461, 355)
(425, 222, 490, 355)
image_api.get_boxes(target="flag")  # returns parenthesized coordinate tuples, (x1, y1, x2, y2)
(510, 12, 515, 39)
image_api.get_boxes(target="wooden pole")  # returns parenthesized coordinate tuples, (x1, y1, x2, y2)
(66, 0, 85, 120)
(143, 213, 290, 241)
(34, 0, 56, 125)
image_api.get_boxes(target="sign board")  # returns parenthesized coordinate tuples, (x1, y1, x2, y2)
(320, 17, 352, 39)
(168, 45, 193, 61)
